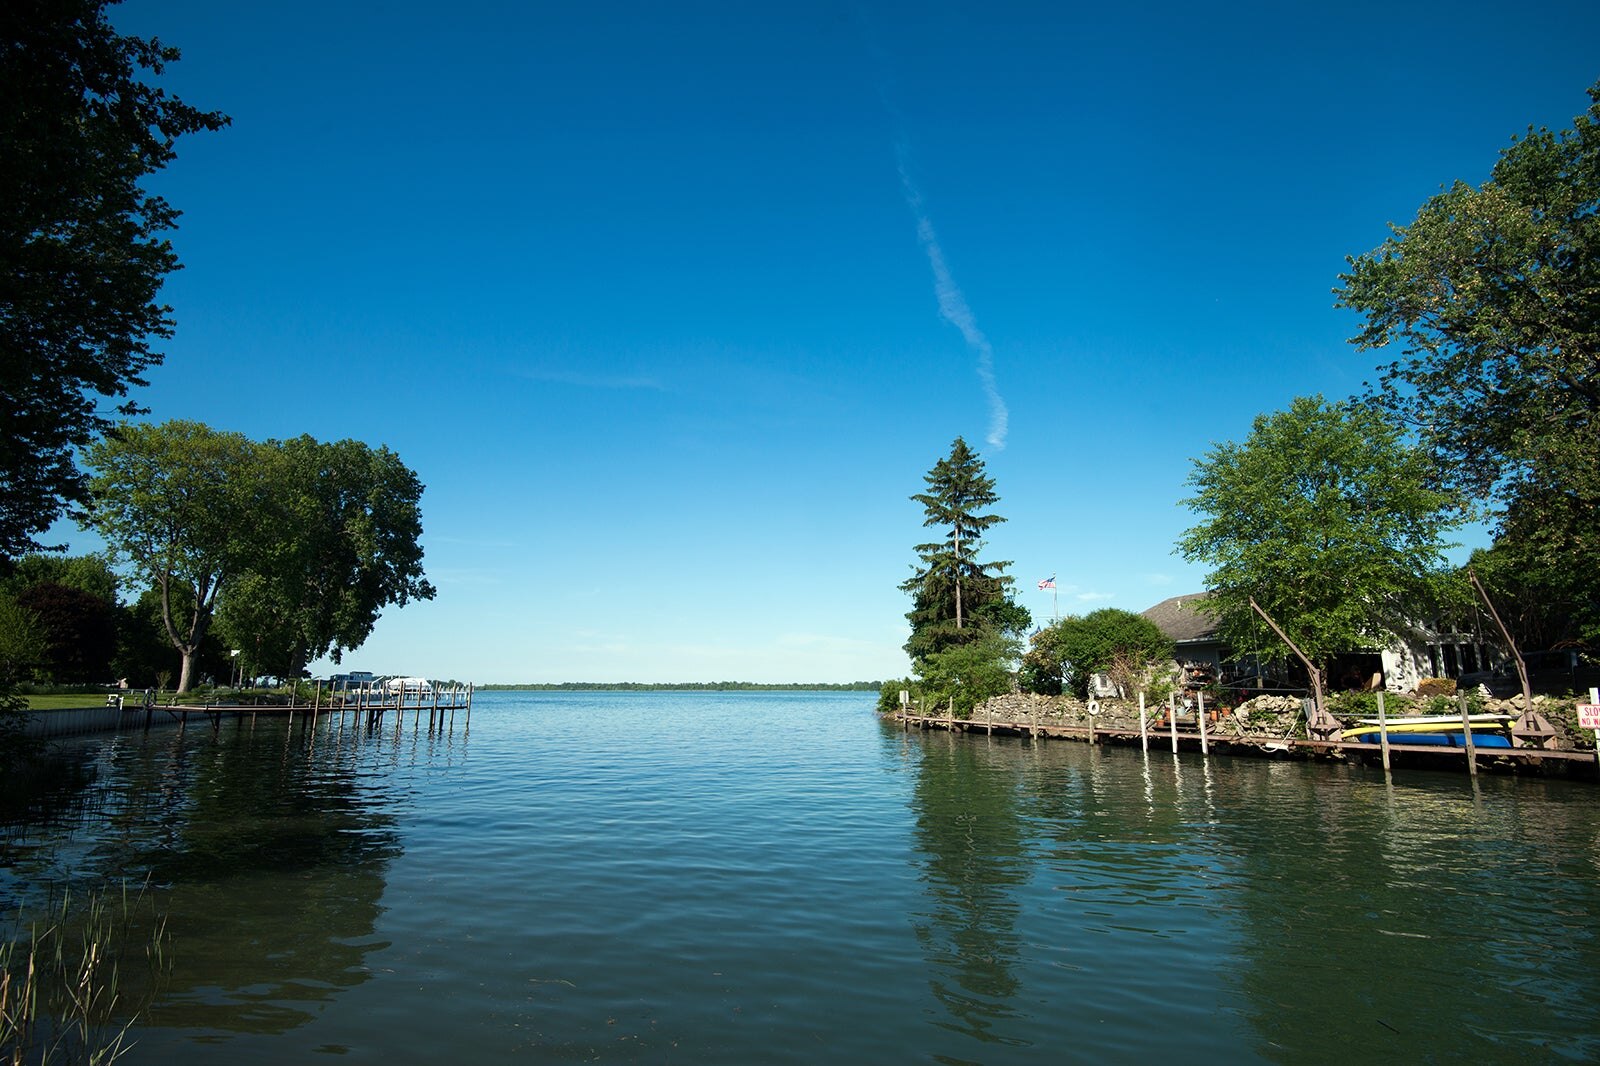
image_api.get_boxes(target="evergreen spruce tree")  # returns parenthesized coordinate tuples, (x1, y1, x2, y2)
(901, 438, 1025, 664)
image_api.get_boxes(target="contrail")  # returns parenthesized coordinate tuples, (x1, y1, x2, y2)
(896, 142, 1009, 450)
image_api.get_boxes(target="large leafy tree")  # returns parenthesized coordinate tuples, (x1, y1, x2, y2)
(14, 580, 117, 683)
(89, 424, 437, 690)
(1177, 396, 1463, 682)
(0, 1, 228, 558)
(2, 552, 120, 603)
(901, 437, 1024, 664)
(1021, 609, 1173, 699)
(85, 421, 258, 692)
(1336, 81, 1599, 645)
(214, 435, 436, 677)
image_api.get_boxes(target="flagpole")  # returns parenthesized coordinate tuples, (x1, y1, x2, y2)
(1038, 574, 1058, 622)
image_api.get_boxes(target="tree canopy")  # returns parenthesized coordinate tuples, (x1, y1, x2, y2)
(1336, 81, 1600, 650)
(85, 421, 257, 692)
(87, 421, 436, 690)
(0, 1, 228, 559)
(15, 580, 116, 683)
(213, 435, 436, 678)
(1337, 81, 1598, 504)
(1177, 396, 1463, 679)
(1020, 609, 1173, 699)
(901, 437, 1026, 664)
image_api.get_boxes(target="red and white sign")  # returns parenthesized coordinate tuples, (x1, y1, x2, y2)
(1578, 704, 1600, 730)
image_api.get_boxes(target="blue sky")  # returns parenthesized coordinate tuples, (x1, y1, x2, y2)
(60, 1, 1600, 683)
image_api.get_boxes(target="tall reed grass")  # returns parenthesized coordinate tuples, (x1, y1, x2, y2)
(0, 882, 170, 1066)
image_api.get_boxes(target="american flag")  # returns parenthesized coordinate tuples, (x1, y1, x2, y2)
(1038, 575, 1056, 590)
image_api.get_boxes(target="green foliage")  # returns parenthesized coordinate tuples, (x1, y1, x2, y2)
(1, 554, 120, 604)
(1020, 609, 1174, 699)
(1420, 691, 1485, 716)
(86, 421, 257, 692)
(0, 554, 122, 685)
(1177, 395, 1463, 674)
(14, 582, 117, 684)
(212, 435, 435, 677)
(0, 593, 46, 684)
(112, 588, 227, 690)
(87, 423, 434, 690)
(877, 678, 915, 715)
(0, 0, 227, 559)
(1326, 689, 1382, 720)
(1337, 81, 1600, 649)
(914, 631, 1020, 718)
(901, 438, 1026, 664)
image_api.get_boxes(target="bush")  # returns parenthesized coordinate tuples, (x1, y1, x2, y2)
(1327, 690, 1382, 720)
(1421, 691, 1484, 716)
(877, 679, 915, 716)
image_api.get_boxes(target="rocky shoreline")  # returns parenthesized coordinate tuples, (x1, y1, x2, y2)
(961, 689, 1596, 752)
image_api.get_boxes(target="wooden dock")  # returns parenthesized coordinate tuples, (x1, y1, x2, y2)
(890, 711, 1599, 777)
(23, 680, 473, 739)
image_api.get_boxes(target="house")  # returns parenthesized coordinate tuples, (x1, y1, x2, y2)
(1140, 593, 1497, 695)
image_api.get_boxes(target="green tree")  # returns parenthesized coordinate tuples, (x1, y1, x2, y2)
(1020, 609, 1174, 699)
(1336, 81, 1600, 647)
(0, 591, 46, 683)
(1177, 396, 1463, 685)
(14, 581, 117, 683)
(1, 553, 121, 683)
(111, 586, 227, 690)
(85, 421, 258, 693)
(1469, 484, 1600, 650)
(916, 630, 1022, 717)
(0, 1, 228, 558)
(214, 435, 436, 677)
(2, 552, 120, 602)
(901, 437, 1025, 663)
(1337, 80, 1598, 500)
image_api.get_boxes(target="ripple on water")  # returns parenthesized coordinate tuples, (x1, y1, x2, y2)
(5, 692, 1599, 1065)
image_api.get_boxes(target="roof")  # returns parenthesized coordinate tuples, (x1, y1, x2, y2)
(1142, 593, 1222, 645)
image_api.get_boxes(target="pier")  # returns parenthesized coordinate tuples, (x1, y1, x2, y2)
(22, 679, 474, 739)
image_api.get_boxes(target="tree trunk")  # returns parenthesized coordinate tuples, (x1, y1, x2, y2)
(177, 647, 195, 694)
(954, 528, 963, 630)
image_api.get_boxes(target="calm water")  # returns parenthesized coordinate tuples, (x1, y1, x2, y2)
(4, 690, 1600, 1063)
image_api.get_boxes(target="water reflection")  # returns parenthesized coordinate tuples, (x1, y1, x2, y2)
(4, 715, 408, 1038)
(899, 724, 1600, 1063)
(1150, 761, 1600, 1063)
(908, 733, 1032, 1048)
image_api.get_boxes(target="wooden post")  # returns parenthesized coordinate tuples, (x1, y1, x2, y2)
(1376, 685, 1388, 768)
(1169, 692, 1178, 754)
(1196, 690, 1210, 755)
(1458, 692, 1478, 778)
(1138, 691, 1148, 752)
(1087, 701, 1097, 746)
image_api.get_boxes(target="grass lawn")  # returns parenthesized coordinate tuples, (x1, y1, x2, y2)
(22, 694, 130, 711)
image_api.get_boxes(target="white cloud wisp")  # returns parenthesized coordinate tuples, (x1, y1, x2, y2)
(896, 146, 1009, 450)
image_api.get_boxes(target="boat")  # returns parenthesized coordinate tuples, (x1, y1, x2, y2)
(1340, 713, 1515, 748)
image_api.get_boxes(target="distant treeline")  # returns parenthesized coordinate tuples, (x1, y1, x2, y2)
(478, 681, 881, 692)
